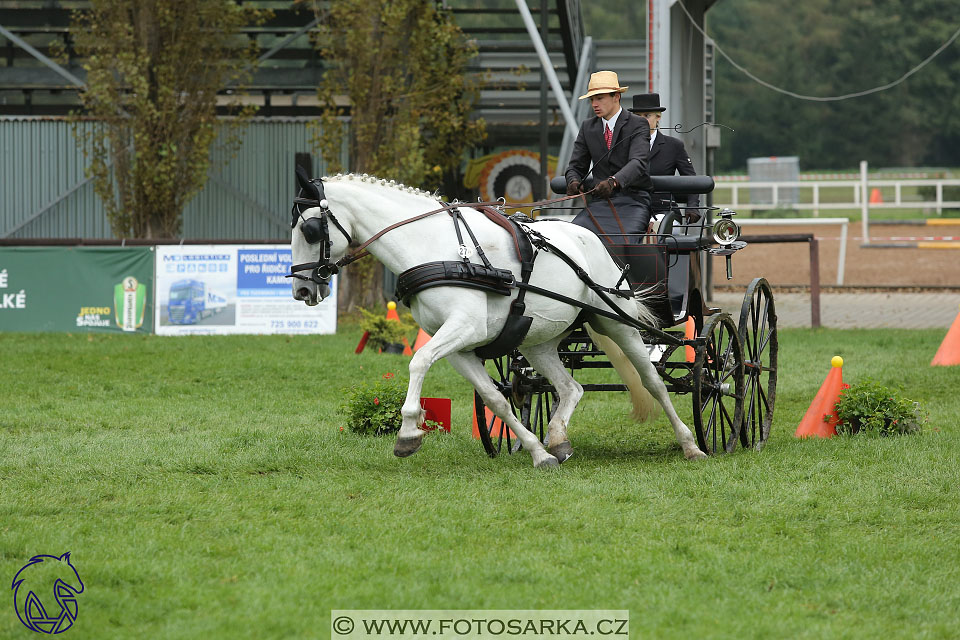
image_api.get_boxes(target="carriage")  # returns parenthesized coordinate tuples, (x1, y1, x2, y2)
(288, 168, 778, 467)
(472, 175, 778, 458)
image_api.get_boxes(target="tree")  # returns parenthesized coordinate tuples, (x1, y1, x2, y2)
(308, 0, 486, 313)
(707, 0, 960, 171)
(69, 0, 266, 238)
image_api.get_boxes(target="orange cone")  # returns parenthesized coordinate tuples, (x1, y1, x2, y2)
(471, 403, 514, 439)
(386, 300, 400, 321)
(401, 337, 413, 356)
(413, 328, 432, 351)
(869, 188, 883, 204)
(931, 303, 960, 366)
(795, 356, 846, 438)
(685, 316, 696, 362)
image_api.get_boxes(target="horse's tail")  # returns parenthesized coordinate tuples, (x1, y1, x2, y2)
(585, 320, 661, 423)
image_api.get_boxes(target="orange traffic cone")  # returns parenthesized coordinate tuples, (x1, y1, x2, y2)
(931, 303, 960, 366)
(386, 300, 400, 321)
(795, 356, 846, 438)
(869, 188, 883, 204)
(471, 403, 514, 439)
(413, 328, 432, 351)
(685, 316, 696, 363)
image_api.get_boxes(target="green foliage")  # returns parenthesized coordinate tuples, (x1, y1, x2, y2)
(68, 1, 268, 238)
(833, 379, 927, 436)
(708, 0, 960, 171)
(339, 378, 408, 436)
(358, 306, 416, 352)
(309, 0, 486, 190)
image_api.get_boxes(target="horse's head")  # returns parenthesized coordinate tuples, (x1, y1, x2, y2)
(288, 167, 352, 306)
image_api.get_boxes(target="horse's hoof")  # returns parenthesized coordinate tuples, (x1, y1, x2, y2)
(684, 448, 708, 461)
(394, 435, 424, 458)
(534, 454, 560, 470)
(547, 441, 574, 463)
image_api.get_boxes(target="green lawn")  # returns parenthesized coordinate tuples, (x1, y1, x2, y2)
(1, 327, 959, 639)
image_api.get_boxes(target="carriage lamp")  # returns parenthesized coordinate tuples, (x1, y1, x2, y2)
(712, 209, 740, 246)
(708, 209, 747, 280)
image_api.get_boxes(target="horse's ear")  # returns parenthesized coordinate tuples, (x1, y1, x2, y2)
(295, 165, 323, 203)
(295, 164, 312, 193)
(60, 552, 71, 562)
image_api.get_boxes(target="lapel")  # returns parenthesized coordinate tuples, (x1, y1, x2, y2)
(650, 132, 665, 159)
(611, 109, 630, 150)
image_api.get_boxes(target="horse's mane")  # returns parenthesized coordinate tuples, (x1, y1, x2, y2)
(322, 173, 440, 200)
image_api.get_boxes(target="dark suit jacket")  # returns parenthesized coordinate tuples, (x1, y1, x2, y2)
(649, 132, 699, 209)
(565, 109, 654, 198)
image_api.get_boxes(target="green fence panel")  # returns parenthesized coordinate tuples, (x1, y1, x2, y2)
(0, 247, 155, 333)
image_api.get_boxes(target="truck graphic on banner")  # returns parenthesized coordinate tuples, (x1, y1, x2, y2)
(166, 279, 228, 325)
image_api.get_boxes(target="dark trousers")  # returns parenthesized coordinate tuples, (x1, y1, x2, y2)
(571, 193, 652, 244)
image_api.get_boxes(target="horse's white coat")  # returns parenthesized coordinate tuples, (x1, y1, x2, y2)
(291, 176, 706, 466)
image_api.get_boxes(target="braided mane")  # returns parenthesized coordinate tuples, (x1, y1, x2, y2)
(322, 173, 437, 199)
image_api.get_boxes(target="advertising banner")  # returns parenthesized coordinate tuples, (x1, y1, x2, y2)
(155, 244, 336, 335)
(0, 246, 155, 333)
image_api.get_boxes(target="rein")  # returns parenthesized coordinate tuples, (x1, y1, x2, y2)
(290, 190, 595, 278)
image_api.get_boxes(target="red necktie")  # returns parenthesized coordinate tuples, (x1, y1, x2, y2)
(604, 124, 613, 150)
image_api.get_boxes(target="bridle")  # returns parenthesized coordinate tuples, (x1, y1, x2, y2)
(286, 177, 353, 287)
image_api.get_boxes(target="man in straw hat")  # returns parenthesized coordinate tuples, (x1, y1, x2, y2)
(629, 92, 701, 223)
(564, 70, 654, 243)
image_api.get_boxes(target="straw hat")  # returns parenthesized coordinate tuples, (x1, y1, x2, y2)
(578, 71, 628, 100)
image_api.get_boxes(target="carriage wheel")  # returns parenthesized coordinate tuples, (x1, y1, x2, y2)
(691, 313, 745, 454)
(738, 278, 778, 450)
(474, 354, 557, 458)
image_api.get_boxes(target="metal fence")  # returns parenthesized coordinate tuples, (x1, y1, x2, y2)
(0, 117, 347, 240)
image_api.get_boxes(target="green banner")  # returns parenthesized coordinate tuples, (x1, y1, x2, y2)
(0, 247, 155, 333)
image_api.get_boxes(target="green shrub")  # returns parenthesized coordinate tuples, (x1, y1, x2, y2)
(339, 377, 442, 436)
(832, 379, 926, 436)
(358, 306, 416, 352)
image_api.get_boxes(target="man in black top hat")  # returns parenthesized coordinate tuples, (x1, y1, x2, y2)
(564, 71, 654, 243)
(629, 93, 701, 223)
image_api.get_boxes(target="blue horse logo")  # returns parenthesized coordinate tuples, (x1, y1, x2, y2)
(11, 552, 84, 634)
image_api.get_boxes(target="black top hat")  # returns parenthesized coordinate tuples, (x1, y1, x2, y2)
(629, 93, 666, 113)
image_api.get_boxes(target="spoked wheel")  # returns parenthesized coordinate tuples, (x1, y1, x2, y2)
(474, 354, 557, 458)
(692, 313, 745, 454)
(738, 277, 778, 450)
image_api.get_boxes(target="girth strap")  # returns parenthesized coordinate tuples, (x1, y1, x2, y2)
(395, 261, 515, 307)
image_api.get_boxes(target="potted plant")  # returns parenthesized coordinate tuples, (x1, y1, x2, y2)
(358, 306, 415, 354)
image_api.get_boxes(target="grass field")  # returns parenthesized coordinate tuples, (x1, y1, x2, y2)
(1, 326, 959, 639)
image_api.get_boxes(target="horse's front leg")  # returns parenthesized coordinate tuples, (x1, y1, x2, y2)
(394, 314, 482, 458)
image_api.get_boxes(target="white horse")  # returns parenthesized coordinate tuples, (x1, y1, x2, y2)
(289, 173, 707, 468)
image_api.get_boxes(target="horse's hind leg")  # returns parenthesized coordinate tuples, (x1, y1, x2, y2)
(519, 340, 582, 463)
(590, 318, 707, 460)
(445, 352, 560, 469)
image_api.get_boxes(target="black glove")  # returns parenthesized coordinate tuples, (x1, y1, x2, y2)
(686, 208, 702, 224)
(593, 177, 616, 199)
(566, 179, 581, 196)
